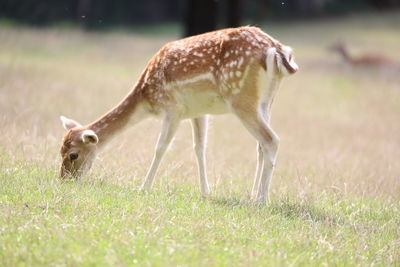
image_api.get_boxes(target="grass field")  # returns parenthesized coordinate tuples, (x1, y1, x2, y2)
(1, 12, 400, 266)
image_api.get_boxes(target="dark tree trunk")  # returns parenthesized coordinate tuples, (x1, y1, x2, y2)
(184, 0, 218, 37)
(369, 0, 400, 9)
(76, 0, 91, 27)
(227, 0, 242, 27)
(255, 0, 269, 24)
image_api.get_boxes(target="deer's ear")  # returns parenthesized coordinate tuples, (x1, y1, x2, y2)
(81, 130, 99, 145)
(60, 116, 81, 130)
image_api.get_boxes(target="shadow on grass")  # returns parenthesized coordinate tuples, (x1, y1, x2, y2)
(57, 175, 342, 226)
(269, 200, 341, 225)
(208, 195, 342, 225)
(208, 196, 262, 210)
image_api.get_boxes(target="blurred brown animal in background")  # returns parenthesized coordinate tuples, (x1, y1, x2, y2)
(329, 41, 397, 68)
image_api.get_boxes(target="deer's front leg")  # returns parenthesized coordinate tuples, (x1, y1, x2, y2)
(191, 115, 210, 196)
(141, 113, 180, 191)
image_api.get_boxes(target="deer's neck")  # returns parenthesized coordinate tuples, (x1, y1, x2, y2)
(339, 47, 352, 62)
(87, 84, 148, 145)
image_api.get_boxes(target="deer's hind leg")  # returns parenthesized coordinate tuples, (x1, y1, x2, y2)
(252, 102, 272, 199)
(230, 100, 279, 204)
(252, 143, 263, 199)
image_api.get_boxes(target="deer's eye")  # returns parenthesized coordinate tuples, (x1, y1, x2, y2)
(69, 152, 79, 161)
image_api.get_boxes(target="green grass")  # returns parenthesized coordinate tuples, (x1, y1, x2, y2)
(1, 11, 400, 266)
(1, 160, 399, 266)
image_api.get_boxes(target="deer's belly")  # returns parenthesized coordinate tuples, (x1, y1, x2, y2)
(174, 87, 229, 119)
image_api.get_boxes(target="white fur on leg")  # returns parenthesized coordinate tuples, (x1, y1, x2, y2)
(256, 130, 279, 204)
(252, 143, 263, 199)
(192, 116, 210, 196)
(141, 114, 180, 191)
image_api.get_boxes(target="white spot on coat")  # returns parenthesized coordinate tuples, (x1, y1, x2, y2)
(238, 57, 244, 68)
(194, 52, 204, 57)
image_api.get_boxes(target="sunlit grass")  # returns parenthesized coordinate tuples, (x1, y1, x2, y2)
(1, 11, 399, 265)
(1, 161, 399, 266)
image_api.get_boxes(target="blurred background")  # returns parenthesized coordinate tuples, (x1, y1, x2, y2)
(0, 1, 399, 200)
(1, 0, 400, 33)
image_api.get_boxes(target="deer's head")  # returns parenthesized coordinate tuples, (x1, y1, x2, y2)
(59, 116, 99, 179)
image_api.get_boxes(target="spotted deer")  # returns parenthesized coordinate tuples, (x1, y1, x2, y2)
(59, 26, 298, 203)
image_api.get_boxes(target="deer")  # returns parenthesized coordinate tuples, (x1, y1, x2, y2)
(330, 41, 397, 68)
(59, 26, 298, 204)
